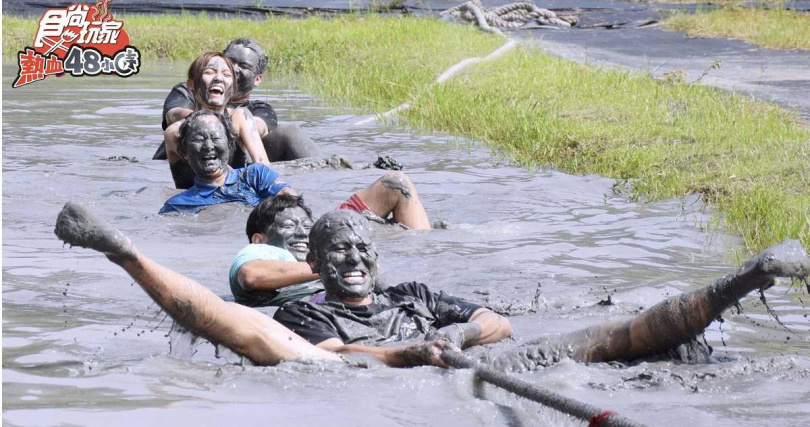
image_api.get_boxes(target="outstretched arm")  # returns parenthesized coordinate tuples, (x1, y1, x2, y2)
(317, 338, 457, 368)
(429, 308, 513, 349)
(55, 202, 340, 366)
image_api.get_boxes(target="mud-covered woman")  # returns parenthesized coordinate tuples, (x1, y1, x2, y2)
(164, 52, 271, 189)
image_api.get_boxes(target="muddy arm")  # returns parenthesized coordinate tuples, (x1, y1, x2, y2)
(233, 108, 270, 165)
(318, 338, 456, 368)
(165, 107, 193, 128)
(238, 259, 319, 291)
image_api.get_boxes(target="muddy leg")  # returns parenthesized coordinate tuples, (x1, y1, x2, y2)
(496, 240, 810, 369)
(355, 172, 431, 230)
(577, 240, 810, 363)
(262, 124, 320, 162)
(54, 202, 340, 365)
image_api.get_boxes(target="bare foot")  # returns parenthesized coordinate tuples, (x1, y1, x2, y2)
(746, 239, 809, 279)
(54, 202, 136, 263)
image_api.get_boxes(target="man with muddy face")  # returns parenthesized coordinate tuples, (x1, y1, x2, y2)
(309, 212, 379, 301)
(157, 38, 319, 166)
(55, 201, 810, 370)
(228, 177, 437, 306)
(273, 210, 513, 366)
(229, 194, 323, 307)
(160, 111, 291, 214)
(223, 40, 263, 99)
(180, 112, 232, 181)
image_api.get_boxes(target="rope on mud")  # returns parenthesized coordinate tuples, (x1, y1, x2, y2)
(441, 1, 578, 30)
(441, 351, 646, 427)
(353, 40, 517, 125)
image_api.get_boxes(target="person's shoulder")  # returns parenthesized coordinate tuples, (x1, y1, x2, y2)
(273, 299, 318, 320)
(245, 162, 280, 176)
(170, 82, 191, 93)
(387, 281, 432, 299)
(159, 188, 200, 214)
(235, 243, 296, 262)
(229, 105, 253, 122)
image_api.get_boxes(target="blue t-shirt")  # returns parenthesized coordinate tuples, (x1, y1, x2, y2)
(229, 244, 324, 307)
(159, 163, 289, 214)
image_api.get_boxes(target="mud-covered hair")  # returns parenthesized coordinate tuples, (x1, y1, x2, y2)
(186, 52, 235, 93)
(177, 110, 237, 157)
(245, 194, 313, 242)
(224, 38, 268, 75)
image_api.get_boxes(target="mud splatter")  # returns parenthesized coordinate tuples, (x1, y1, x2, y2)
(102, 155, 139, 162)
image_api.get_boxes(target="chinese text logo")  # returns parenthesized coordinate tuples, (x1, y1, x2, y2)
(13, 0, 141, 88)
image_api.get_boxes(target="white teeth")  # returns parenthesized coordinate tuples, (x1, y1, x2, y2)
(291, 243, 308, 249)
(342, 271, 363, 278)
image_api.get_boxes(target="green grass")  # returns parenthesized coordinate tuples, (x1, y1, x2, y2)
(4, 14, 809, 252)
(666, 7, 810, 50)
(2, 14, 501, 112)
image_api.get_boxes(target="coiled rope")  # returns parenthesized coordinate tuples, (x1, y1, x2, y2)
(441, 351, 646, 427)
(440, 0, 578, 30)
(355, 1, 578, 125)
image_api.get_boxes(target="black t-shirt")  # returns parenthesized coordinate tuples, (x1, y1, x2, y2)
(273, 282, 483, 346)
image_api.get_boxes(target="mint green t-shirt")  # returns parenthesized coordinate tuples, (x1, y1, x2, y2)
(229, 244, 323, 307)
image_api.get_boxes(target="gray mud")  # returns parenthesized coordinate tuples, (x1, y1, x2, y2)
(3, 65, 810, 426)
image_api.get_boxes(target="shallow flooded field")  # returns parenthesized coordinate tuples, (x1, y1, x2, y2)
(3, 65, 809, 426)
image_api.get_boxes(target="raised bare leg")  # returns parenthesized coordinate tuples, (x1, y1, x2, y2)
(355, 172, 431, 230)
(54, 202, 340, 366)
(492, 240, 810, 371)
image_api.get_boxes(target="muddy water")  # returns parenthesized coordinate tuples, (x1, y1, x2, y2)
(3, 65, 809, 426)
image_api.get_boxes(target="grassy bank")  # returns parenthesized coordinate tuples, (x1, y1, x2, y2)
(4, 14, 808, 252)
(665, 7, 810, 50)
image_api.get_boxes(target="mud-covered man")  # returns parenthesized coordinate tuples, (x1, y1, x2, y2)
(229, 194, 323, 307)
(157, 38, 318, 168)
(159, 110, 291, 214)
(272, 210, 513, 365)
(161, 110, 434, 230)
(229, 186, 445, 307)
(55, 202, 810, 369)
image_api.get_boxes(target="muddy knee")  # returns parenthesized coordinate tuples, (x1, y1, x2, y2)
(380, 172, 414, 200)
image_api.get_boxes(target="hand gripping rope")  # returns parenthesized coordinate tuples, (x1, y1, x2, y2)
(441, 351, 646, 427)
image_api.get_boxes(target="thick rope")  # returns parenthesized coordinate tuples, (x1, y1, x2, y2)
(441, 351, 646, 427)
(441, 1, 578, 30)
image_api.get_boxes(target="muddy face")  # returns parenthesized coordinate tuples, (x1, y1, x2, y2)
(183, 116, 231, 180)
(317, 221, 379, 300)
(224, 44, 261, 98)
(264, 207, 313, 262)
(194, 56, 234, 109)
